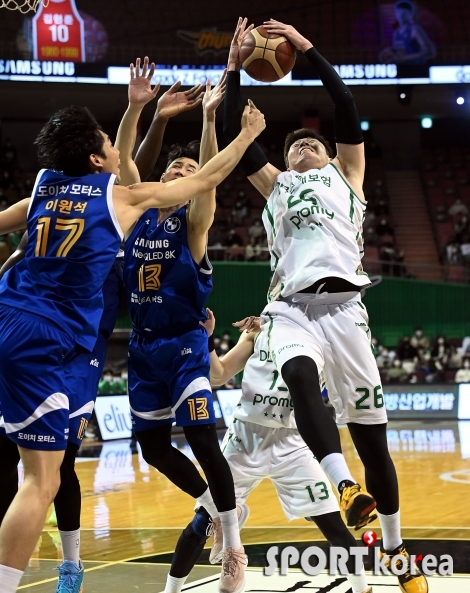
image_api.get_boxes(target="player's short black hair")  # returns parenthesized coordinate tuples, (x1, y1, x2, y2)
(166, 140, 200, 169)
(283, 128, 333, 167)
(35, 106, 106, 176)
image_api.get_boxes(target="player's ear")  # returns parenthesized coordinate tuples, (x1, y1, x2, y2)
(89, 153, 104, 172)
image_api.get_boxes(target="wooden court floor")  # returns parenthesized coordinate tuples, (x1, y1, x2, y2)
(17, 419, 470, 592)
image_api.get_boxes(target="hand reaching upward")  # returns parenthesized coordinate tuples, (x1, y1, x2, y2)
(156, 81, 204, 120)
(202, 69, 227, 116)
(129, 56, 160, 106)
(228, 17, 254, 71)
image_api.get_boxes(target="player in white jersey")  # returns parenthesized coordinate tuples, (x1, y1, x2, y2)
(164, 311, 372, 593)
(222, 18, 427, 593)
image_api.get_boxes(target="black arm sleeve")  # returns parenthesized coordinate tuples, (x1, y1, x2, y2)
(304, 47, 363, 145)
(223, 71, 268, 176)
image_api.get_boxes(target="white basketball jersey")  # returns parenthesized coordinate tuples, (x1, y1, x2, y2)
(262, 162, 370, 300)
(233, 331, 296, 429)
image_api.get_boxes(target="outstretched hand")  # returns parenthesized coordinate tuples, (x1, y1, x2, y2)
(129, 56, 161, 106)
(241, 100, 266, 140)
(263, 19, 312, 52)
(156, 81, 204, 120)
(228, 16, 254, 71)
(232, 315, 261, 333)
(202, 69, 227, 116)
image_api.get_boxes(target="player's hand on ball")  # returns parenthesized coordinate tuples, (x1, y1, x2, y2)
(202, 69, 227, 116)
(228, 16, 254, 71)
(129, 56, 161, 106)
(156, 81, 204, 120)
(200, 308, 216, 336)
(241, 100, 266, 139)
(233, 316, 261, 333)
(263, 19, 312, 52)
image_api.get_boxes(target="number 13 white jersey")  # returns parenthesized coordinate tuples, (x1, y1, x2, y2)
(233, 330, 297, 429)
(262, 162, 371, 300)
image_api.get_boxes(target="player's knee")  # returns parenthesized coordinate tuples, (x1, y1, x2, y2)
(190, 507, 211, 540)
(281, 356, 319, 392)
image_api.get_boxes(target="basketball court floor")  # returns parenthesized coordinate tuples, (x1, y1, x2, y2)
(18, 419, 470, 592)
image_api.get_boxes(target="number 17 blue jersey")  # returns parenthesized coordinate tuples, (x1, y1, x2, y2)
(0, 169, 123, 350)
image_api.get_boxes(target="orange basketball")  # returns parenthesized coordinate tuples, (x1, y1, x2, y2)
(239, 25, 296, 83)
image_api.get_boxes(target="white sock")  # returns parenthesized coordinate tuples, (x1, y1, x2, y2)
(347, 566, 368, 593)
(59, 529, 80, 565)
(320, 453, 355, 492)
(219, 509, 242, 550)
(378, 510, 402, 551)
(0, 565, 24, 593)
(164, 574, 187, 593)
(196, 488, 219, 519)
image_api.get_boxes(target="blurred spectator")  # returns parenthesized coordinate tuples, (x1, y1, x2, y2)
(98, 370, 117, 395)
(364, 226, 379, 246)
(222, 331, 235, 349)
(248, 219, 264, 241)
(448, 198, 468, 217)
(414, 346, 430, 374)
(376, 346, 392, 369)
(446, 242, 461, 265)
(392, 249, 407, 277)
(219, 340, 231, 355)
(447, 345, 463, 370)
(379, 244, 396, 274)
(374, 198, 389, 217)
(454, 215, 469, 241)
(0, 170, 12, 190)
(0, 200, 7, 212)
(460, 235, 470, 265)
(386, 359, 409, 383)
(410, 326, 430, 349)
(363, 211, 376, 230)
(245, 236, 262, 261)
(231, 200, 248, 226)
(376, 218, 394, 236)
(226, 228, 243, 247)
(430, 335, 450, 360)
(455, 359, 470, 383)
(396, 336, 417, 361)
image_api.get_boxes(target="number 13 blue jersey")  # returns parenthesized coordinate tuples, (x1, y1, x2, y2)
(0, 169, 123, 350)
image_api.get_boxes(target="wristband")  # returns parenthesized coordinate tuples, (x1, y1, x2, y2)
(208, 335, 215, 353)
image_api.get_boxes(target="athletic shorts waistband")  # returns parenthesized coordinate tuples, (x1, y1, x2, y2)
(280, 291, 362, 307)
(131, 321, 202, 340)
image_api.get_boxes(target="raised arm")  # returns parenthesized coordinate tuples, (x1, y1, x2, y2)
(0, 199, 30, 237)
(188, 72, 226, 263)
(115, 57, 160, 186)
(264, 19, 365, 194)
(201, 309, 256, 386)
(224, 18, 280, 199)
(134, 81, 204, 181)
(113, 104, 266, 236)
(0, 230, 27, 279)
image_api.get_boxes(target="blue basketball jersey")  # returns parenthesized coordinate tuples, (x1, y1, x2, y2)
(0, 169, 123, 350)
(124, 206, 212, 335)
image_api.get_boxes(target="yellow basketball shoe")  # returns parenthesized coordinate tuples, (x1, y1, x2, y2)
(379, 541, 429, 593)
(339, 483, 377, 530)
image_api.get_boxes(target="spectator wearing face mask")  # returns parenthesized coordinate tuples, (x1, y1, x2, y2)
(447, 345, 463, 370)
(431, 335, 450, 360)
(455, 358, 470, 383)
(410, 326, 430, 350)
(386, 359, 409, 384)
(375, 346, 392, 369)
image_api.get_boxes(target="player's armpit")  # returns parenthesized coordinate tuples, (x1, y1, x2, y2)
(0, 198, 29, 236)
(210, 330, 256, 386)
(247, 162, 280, 199)
(333, 144, 366, 198)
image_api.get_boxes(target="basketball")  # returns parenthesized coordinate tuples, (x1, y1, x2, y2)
(239, 25, 296, 83)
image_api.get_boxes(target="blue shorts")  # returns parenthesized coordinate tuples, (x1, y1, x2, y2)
(67, 332, 108, 446)
(0, 332, 107, 447)
(0, 304, 75, 451)
(128, 325, 215, 430)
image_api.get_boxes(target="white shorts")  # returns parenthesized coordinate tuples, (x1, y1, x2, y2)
(222, 419, 339, 521)
(261, 295, 388, 425)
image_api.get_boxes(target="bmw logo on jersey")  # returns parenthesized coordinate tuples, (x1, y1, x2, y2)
(164, 217, 181, 234)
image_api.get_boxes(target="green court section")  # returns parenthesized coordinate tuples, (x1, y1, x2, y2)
(115, 262, 470, 347)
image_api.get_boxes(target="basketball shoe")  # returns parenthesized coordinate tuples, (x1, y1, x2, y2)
(379, 541, 428, 593)
(340, 483, 377, 530)
(209, 504, 250, 564)
(218, 546, 248, 593)
(55, 560, 84, 593)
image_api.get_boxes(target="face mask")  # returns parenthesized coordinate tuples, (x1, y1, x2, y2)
(220, 343, 229, 352)
(415, 331, 422, 337)
(464, 362, 470, 369)
(104, 375, 112, 382)
(121, 373, 128, 380)
(438, 338, 444, 344)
